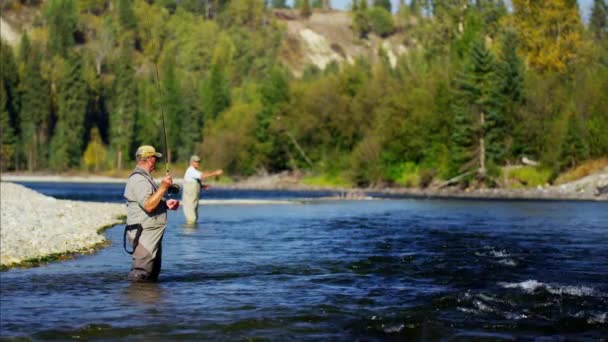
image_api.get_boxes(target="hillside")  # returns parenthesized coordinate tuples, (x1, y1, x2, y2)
(275, 9, 409, 76)
(1, 6, 409, 77)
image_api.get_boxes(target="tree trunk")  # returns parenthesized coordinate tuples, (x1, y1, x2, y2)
(117, 148, 123, 170)
(478, 112, 486, 179)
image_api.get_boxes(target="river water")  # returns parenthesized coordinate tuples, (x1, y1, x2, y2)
(1, 183, 607, 340)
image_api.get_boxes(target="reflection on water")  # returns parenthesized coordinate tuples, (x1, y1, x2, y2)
(181, 222, 199, 232)
(122, 282, 165, 306)
(1, 185, 607, 340)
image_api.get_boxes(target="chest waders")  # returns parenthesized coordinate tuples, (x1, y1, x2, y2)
(123, 171, 158, 255)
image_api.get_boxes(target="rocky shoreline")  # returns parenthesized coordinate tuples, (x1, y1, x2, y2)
(3, 169, 608, 201)
(0, 182, 125, 269)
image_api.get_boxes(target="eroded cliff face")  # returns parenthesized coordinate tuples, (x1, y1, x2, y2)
(276, 10, 410, 77)
(0, 17, 21, 46)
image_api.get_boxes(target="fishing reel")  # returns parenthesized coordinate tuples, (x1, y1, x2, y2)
(168, 184, 181, 195)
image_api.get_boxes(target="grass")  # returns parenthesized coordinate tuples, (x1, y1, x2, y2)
(555, 158, 608, 185)
(301, 173, 352, 188)
(504, 166, 553, 188)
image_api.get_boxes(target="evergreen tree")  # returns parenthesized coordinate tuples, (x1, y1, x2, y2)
(0, 40, 19, 170)
(590, 0, 608, 41)
(161, 56, 187, 163)
(271, 0, 288, 8)
(45, 0, 78, 57)
(118, 0, 137, 31)
(0, 75, 17, 171)
(561, 113, 590, 169)
(475, 0, 507, 37)
(49, 52, 88, 171)
(255, 66, 290, 171)
(496, 29, 525, 159)
(300, 0, 312, 18)
(409, 0, 421, 16)
(373, 0, 391, 12)
(353, 0, 371, 38)
(451, 39, 503, 180)
(20, 43, 51, 171)
(200, 62, 231, 122)
(177, 88, 201, 162)
(109, 44, 137, 170)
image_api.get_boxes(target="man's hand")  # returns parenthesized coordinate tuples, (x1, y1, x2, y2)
(160, 175, 173, 190)
(214, 169, 223, 177)
(166, 199, 180, 210)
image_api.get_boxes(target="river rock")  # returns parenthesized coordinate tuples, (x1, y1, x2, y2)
(0, 182, 125, 267)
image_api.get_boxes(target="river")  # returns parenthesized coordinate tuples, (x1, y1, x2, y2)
(1, 182, 607, 340)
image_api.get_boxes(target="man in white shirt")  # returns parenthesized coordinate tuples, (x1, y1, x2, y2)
(182, 155, 223, 225)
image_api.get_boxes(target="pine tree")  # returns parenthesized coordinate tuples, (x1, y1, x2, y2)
(49, 52, 88, 171)
(496, 29, 525, 159)
(561, 113, 589, 169)
(118, 0, 137, 31)
(161, 56, 186, 163)
(255, 66, 290, 171)
(110, 45, 137, 170)
(177, 88, 201, 162)
(200, 62, 231, 122)
(590, 0, 608, 41)
(373, 0, 391, 12)
(45, 0, 78, 57)
(0, 84, 17, 171)
(451, 39, 503, 180)
(20, 43, 51, 171)
(0, 39, 19, 170)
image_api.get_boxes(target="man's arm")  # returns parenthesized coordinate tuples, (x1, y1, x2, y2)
(201, 169, 223, 180)
(143, 175, 172, 213)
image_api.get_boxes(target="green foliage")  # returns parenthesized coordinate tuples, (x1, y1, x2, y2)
(118, 0, 137, 31)
(505, 166, 552, 188)
(301, 173, 352, 188)
(353, 7, 371, 38)
(49, 52, 88, 171)
(4, 0, 607, 189)
(561, 113, 590, 169)
(160, 55, 187, 163)
(200, 101, 261, 174)
(200, 62, 231, 121)
(45, 0, 78, 57)
(109, 44, 137, 169)
(451, 38, 504, 179)
(367, 6, 394, 37)
(0, 109, 16, 171)
(82, 126, 107, 172)
(590, 0, 608, 41)
(373, 0, 392, 12)
(20, 42, 51, 171)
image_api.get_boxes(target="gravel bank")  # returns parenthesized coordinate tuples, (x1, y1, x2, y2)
(0, 182, 125, 268)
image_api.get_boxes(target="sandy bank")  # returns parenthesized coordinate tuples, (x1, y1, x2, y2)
(0, 182, 125, 268)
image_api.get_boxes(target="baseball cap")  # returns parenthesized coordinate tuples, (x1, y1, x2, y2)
(136, 145, 163, 158)
(190, 155, 201, 162)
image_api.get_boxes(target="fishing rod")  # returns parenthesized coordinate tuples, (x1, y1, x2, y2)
(146, 19, 180, 195)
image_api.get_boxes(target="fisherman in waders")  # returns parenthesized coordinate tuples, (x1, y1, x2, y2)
(182, 155, 223, 225)
(124, 145, 180, 281)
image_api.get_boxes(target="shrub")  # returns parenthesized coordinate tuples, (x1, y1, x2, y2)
(505, 166, 552, 188)
(367, 7, 394, 37)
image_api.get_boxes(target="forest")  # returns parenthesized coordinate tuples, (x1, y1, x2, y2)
(1, 0, 607, 188)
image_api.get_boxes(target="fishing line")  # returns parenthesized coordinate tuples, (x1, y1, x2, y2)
(145, 14, 180, 194)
